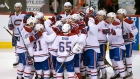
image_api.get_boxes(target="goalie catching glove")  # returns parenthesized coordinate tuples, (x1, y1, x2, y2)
(72, 43, 84, 54)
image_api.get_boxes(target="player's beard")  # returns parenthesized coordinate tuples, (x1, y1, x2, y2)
(65, 9, 71, 15)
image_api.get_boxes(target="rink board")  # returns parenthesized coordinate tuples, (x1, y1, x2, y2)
(0, 14, 139, 50)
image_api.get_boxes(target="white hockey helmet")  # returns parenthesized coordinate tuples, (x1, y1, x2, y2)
(34, 24, 44, 31)
(27, 16, 36, 26)
(107, 12, 116, 19)
(55, 21, 63, 26)
(64, 2, 72, 7)
(62, 24, 71, 33)
(35, 12, 44, 19)
(88, 17, 95, 24)
(86, 7, 94, 14)
(14, 2, 22, 8)
(117, 8, 127, 15)
(97, 10, 106, 16)
(71, 14, 80, 21)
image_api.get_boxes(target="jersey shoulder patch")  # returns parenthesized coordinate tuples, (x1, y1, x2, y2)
(21, 11, 27, 14)
(104, 20, 109, 24)
(70, 10, 76, 15)
(112, 21, 120, 26)
(124, 19, 133, 24)
(24, 26, 32, 33)
(60, 11, 65, 14)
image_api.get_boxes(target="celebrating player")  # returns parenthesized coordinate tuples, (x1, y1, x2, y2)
(16, 16, 36, 79)
(96, 10, 108, 79)
(105, 12, 126, 79)
(117, 8, 138, 78)
(33, 24, 56, 79)
(60, 2, 75, 19)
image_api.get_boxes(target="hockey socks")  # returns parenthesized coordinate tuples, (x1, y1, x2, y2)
(117, 61, 126, 77)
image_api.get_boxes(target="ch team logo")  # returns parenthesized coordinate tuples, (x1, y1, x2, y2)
(14, 19, 22, 26)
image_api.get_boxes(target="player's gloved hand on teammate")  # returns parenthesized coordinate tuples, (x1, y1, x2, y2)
(81, 28, 88, 34)
(56, 15, 62, 21)
(28, 56, 34, 65)
(102, 28, 116, 35)
(123, 33, 134, 39)
(29, 35, 36, 42)
(34, 30, 44, 40)
(8, 24, 14, 30)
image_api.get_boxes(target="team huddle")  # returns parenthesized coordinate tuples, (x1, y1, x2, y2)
(8, 1, 138, 79)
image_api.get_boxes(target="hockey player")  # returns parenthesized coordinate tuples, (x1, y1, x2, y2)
(8, 2, 27, 67)
(35, 12, 46, 25)
(96, 10, 108, 79)
(104, 12, 126, 79)
(117, 8, 138, 78)
(59, 2, 75, 19)
(84, 17, 100, 79)
(33, 24, 56, 79)
(44, 17, 62, 79)
(52, 23, 83, 79)
(16, 16, 37, 79)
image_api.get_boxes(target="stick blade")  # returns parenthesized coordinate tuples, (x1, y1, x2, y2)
(5, 2, 10, 10)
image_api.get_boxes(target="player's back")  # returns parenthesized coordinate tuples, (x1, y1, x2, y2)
(16, 27, 33, 53)
(52, 33, 78, 62)
(33, 32, 56, 62)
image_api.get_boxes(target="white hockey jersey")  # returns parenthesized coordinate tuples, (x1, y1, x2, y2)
(121, 19, 138, 44)
(84, 20, 100, 53)
(8, 12, 26, 36)
(16, 26, 34, 56)
(97, 20, 108, 44)
(52, 33, 79, 62)
(44, 20, 57, 56)
(59, 11, 75, 19)
(108, 21, 125, 50)
(33, 32, 56, 62)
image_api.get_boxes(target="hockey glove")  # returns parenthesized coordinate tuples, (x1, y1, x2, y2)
(102, 28, 114, 34)
(29, 36, 36, 42)
(8, 24, 14, 30)
(34, 30, 44, 40)
(123, 33, 134, 39)
(56, 15, 62, 21)
(72, 43, 84, 54)
(12, 36, 18, 46)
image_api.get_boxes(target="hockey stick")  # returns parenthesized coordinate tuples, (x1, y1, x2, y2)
(100, 55, 113, 68)
(3, 26, 13, 36)
(4, 2, 11, 12)
(3, 26, 17, 41)
(17, 28, 32, 61)
(56, 52, 73, 73)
